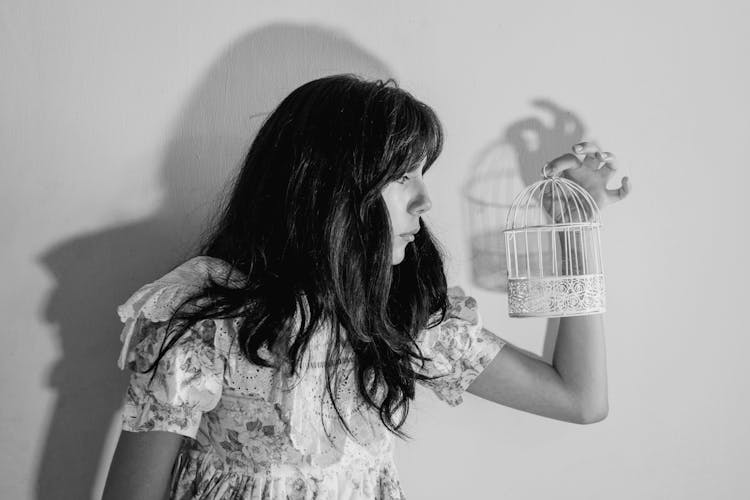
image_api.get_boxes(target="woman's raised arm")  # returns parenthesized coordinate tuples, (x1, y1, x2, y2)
(466, 326, 604, 424)
(467, 141, 629, 424)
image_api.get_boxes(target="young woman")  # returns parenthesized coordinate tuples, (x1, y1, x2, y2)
(103, 74, 631, 499)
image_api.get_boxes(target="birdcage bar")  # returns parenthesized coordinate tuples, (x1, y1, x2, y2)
(585, 229, 592, 274)
(550, 182, 560, 277)
(523, 223, 530, 279)
(596, 225, 605, 275)
(565, 228, 572, 275)
(523, 182, 544, 227)
(551, 229, 558, 277)
(536, 184, 545, 279)
(568, 180, 598, 219)
(564, 187, 582, 274)
(537, 230, 543, 278)
(513, 233, 519, 277)
(572, 197, 584, 273)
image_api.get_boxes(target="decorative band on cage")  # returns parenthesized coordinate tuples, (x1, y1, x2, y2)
(503, 166, 606, 318)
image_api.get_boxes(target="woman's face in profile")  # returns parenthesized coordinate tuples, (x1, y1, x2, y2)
(380, 158, 432, 265)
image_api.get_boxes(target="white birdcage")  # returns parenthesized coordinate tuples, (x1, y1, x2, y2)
(503, 163, 606, 317)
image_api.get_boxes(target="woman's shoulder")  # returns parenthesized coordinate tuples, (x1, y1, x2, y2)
(116, 256, 237, 322)
(155, 255, 247, 288)
(116, 255, 246, 370)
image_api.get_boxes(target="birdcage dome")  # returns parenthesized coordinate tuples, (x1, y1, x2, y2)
(503, 164, 606, 317)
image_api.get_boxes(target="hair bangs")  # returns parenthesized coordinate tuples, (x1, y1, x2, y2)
(385, 95, 444, 182)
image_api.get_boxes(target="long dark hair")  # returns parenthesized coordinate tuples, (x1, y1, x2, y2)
(146, 73, 450, 441)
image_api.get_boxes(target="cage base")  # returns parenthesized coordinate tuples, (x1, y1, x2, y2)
(507, 274, 606, 318)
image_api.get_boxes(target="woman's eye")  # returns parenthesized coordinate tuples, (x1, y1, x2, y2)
(396, 174, 410, 184)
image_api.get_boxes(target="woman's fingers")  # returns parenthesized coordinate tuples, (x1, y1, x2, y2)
(596, 153, 617, 179)
(574, 141, 601, 170)
(545, 141, 606, 176)
(544, 153, 581, 177)
(545, 143, 629, 211)
(606, 176, 631, 203)
(572, 141, 601, 156)
(599, 163, 616, 182)
(582, 153, 601, 170)
(584, 148, 617, 172)
(596, 151, 616, 165)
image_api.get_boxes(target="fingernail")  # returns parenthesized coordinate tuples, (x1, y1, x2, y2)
(574, 144, 584, 153)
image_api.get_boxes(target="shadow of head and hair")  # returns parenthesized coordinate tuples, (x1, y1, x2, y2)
(35, 23, 395, 500)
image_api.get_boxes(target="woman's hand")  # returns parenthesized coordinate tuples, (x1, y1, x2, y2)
(541, 141, 631, 222)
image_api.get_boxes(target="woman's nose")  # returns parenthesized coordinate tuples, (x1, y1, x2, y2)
(410, 186, 432, 215)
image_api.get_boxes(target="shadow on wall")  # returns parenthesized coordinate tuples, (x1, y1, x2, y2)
(35, 23, 392, 500)
(462, 99, 586, 360)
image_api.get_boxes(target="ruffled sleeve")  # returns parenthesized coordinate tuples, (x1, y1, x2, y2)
(414, 286, 506, 406)
(116, 278, 232, 439)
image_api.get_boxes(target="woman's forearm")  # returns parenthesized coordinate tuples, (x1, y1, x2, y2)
(551, 230, 609, 422)
(552, 313, 608, 422)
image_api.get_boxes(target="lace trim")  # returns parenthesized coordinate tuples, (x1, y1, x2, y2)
(265, 306, 392, 468)
(508, 274, 606, 316)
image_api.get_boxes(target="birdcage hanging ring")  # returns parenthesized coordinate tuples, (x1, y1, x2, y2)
(503, 164, 606, 317)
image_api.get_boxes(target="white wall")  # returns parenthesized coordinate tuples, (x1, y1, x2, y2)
(2, 1, 748, 498)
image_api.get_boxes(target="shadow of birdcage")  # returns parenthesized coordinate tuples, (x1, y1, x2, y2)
(462, 140, 525, 293)
(463, 98, 596, 306)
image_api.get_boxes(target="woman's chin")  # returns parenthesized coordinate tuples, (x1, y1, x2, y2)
(391, 249, 405, 266)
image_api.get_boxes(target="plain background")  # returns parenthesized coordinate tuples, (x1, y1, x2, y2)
(2, 1, 748, 499)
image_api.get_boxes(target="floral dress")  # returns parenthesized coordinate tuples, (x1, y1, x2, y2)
(117, 256, 506, 499)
